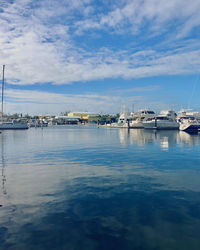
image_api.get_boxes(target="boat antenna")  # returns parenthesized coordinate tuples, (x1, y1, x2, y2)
(1, 65, 5, 121)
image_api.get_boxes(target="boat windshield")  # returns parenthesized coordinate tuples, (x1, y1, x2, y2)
(157, 117, 170, 120)
(180, 116, 195, 120)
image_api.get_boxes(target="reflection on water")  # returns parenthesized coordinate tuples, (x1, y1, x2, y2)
(0, 126, 200, 250)
(0, 134, 7, 206)
(119, 129, 200, 149)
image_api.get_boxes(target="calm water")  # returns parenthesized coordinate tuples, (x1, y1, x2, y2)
(0, 126, 200, 250)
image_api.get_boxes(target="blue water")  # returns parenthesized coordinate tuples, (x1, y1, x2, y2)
(0, 126, 200, 250)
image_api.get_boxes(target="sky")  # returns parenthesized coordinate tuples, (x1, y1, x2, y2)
(0, 0, 200, 115)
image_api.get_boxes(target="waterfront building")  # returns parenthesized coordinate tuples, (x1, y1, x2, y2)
(67, 112, 101, 122)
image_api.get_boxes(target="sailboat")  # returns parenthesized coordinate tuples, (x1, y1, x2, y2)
(0, 65, 28, 130)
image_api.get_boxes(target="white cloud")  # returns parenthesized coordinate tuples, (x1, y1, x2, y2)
(0, 0, 200, 87)
(4, 88, 149, 115)
(2, 44, 200, 86)
(76, 0, 200, 36)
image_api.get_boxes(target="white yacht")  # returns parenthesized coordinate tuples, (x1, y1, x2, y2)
(177, 111, 200, 132)
(105, 109, 156, 128)
(0, 65, 28, 130)
(179, 118, 200, 132)
(129, 110, 156, 128)
(0, 120, 28, 130)
(108, 112, 131, 128)
(143, 110, 179, 130)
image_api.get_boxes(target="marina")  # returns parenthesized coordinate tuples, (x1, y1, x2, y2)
(1, 63, 199, 132)
(102, 109, 200, 132)
(1, 0, 200, 249)
(0, 109, 200, 132)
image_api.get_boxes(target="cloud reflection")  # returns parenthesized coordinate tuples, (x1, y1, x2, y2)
(0, 127, 200, 249)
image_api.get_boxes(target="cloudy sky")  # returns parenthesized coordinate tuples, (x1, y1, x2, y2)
(0, 0, 200, 115)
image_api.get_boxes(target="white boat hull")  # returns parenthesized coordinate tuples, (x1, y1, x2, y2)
(0, 123, 29, 130)
(129, 121, 143, 128)
(106, 123, 128, 128)
(179, 123, 200, 132)
(143, 121, 179, 130)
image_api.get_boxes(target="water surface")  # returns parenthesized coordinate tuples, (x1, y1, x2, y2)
(0, 126, 200, 250)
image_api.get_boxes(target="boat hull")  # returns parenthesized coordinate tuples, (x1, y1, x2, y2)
(129, 121, 144, 129)
(143, 121, 179, 130)
(179, 124, 200, 132)
(0, 123, 29, 130)
(103, 123, 128, 128)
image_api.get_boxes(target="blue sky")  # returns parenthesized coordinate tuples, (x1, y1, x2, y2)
(0, 0, 200, 115)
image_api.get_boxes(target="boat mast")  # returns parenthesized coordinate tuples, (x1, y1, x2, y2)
(1, 65, 5, 121)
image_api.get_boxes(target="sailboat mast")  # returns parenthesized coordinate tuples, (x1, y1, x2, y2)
(1, 65, 5, 120)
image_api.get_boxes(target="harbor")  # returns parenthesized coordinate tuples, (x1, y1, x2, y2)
(1, 73, 200, 249)
(1, 65, 200, 133)
(1, 108, 200, 133)
(102, 109, 200, 132)
(1, 0, 200, 249)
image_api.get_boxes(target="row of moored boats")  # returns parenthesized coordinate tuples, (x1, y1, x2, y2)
(105, 110, 200, 132)
(0, 119, 49, 130)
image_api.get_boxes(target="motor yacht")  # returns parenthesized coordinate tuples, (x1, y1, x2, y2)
(108, 112, 131, 128)
(179, 118, 200, 132)
(129, 110, 156, 128)
(0, 120, 28, 130)
(177, 110, 200, 132)
(143, 110, 179, 130)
